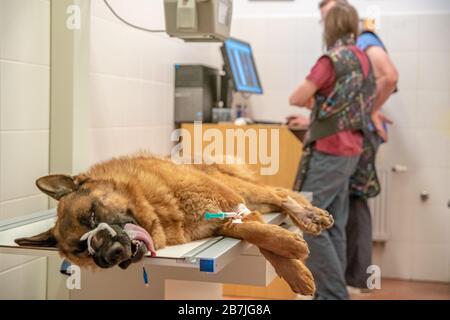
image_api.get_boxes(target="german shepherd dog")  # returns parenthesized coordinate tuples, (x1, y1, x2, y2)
(15, 154, 333, 296)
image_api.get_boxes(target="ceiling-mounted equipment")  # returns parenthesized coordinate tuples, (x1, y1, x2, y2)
(164, 0, 233, 42)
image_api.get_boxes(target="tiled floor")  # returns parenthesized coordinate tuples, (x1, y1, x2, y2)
(224, 279, 450, 300)
(349, 278, 450, 300)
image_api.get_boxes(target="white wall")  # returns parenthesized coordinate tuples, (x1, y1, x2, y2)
(0, 0, 50, 299)
(233, 0, 450, 17)
(376, 13, 450, 283)
(231, 1, 450, 283)
(88, 0, 222, 163)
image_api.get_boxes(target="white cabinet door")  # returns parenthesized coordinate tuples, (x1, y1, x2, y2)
(0, 257, 47, 299)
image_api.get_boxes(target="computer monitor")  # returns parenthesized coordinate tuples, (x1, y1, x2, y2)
(221, 38, 263, 95)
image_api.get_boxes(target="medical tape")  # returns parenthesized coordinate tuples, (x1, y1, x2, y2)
(80, 222, 117, 255)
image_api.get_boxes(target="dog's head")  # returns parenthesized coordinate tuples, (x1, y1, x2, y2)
(15, 175, 155, 270)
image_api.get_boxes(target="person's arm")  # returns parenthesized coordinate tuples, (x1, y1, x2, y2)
(288, 56, 331, 126)
(365, 46, 398, 141)
(366, 46, 399, 114)
(289, 79, 318, 108)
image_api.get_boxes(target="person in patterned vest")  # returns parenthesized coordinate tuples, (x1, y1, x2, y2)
(288, 3, 376, 299)
(317, 0, 399, 293)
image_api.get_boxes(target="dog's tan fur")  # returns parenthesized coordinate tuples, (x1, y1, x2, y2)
(16, 154, 333, 296)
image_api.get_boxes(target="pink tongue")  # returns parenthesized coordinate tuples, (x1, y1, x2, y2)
(124, 224, 156, 257)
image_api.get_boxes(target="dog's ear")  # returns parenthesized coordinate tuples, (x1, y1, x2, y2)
(36, 175, 82, 200)
(15, 228, 57, 247)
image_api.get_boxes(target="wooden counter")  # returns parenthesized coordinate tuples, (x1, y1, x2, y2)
(180, 123, 303, 188)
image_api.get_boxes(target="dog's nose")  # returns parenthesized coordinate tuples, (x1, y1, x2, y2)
(105, 242, 125, 264)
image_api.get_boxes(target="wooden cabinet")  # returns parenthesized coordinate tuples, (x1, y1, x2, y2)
(180, 123, 303, 188)
(180, 123, 303, 299)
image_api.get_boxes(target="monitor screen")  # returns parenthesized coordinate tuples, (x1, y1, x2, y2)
(222, 38, 263, 94)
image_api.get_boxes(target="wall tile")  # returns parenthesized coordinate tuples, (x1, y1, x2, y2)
(89, 126, 175, 165)
(118, 126, 174, 157)
(385, 168, 415, 242)
(411, 205, 450, 245)
(380, 241, 411, 280)
(0, 194, 48, 220)
(90, 74, 142, 128)
(413, 130, 449, 168)
(410, 167, 450, 208)
(230, 18, 268, 54)
(381, 127, 418, 169)
(383, 90, 417, 128)
(418, 52, 450, 91)
(0, 0, 50, 65)
(0, 131, 49, 201)
(93, 0, 165, 32)
(141, 82, 174, 127)
(153, 126, 175, 156)
(264, 17, 300, 55)
(90, 17, 143, 79)
(0, 62, 49, 130)
(387, 199, 415, 243)
(447, 170, 450, 246)
(295, 17, 323, 55)
(89, 128, 125, 164)
(416, 91, 450, 130)
(418, 14, 450, 52)
(382, 15, 419, 53)
(410, 243, 449, 282)
(258, 55, 299, 91)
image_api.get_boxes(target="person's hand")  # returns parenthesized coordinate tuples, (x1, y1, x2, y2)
(286, 115, 310, 128)
(372, 111, 393, 142)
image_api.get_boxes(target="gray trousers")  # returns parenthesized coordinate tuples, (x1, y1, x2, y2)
(301, 151, 360, 300)
(345, 195, 372, 288)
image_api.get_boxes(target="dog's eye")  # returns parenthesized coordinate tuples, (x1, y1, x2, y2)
(73, 241, 88, 255)
(89, 212, 97, 228)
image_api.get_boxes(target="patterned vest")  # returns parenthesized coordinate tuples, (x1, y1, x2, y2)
(295, 35, 380, 198)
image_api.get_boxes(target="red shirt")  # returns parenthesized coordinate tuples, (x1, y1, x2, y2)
(306, 46, 370, 157)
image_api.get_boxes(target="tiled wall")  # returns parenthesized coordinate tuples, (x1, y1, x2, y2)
(233, 0, 450, 17)
(89, 0, 222, 164)
(377, 13, 450, 283)
(231, 12, 450, 282)
(0, 0, 50, 220)
(0, 0, 50, 299)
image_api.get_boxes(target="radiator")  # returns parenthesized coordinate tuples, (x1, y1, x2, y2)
(368, 169, 390, 242)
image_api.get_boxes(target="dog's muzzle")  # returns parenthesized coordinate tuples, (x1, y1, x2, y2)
(80, 223, 156, 269)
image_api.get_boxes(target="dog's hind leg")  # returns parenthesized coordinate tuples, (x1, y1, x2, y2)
(193, 164, 332, 235)
(259, 249, 315, 296)
(217, 212, 315, 295)
(212, 173, 333, 235)
(217, 212, 309, 260)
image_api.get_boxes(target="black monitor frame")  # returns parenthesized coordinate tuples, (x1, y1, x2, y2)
(221, 37, 263, 95)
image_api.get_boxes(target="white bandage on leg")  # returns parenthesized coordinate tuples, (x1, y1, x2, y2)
(232, 204, 251, 224)
(80, 222, 117, 255)
(235, 203, 251, 217)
